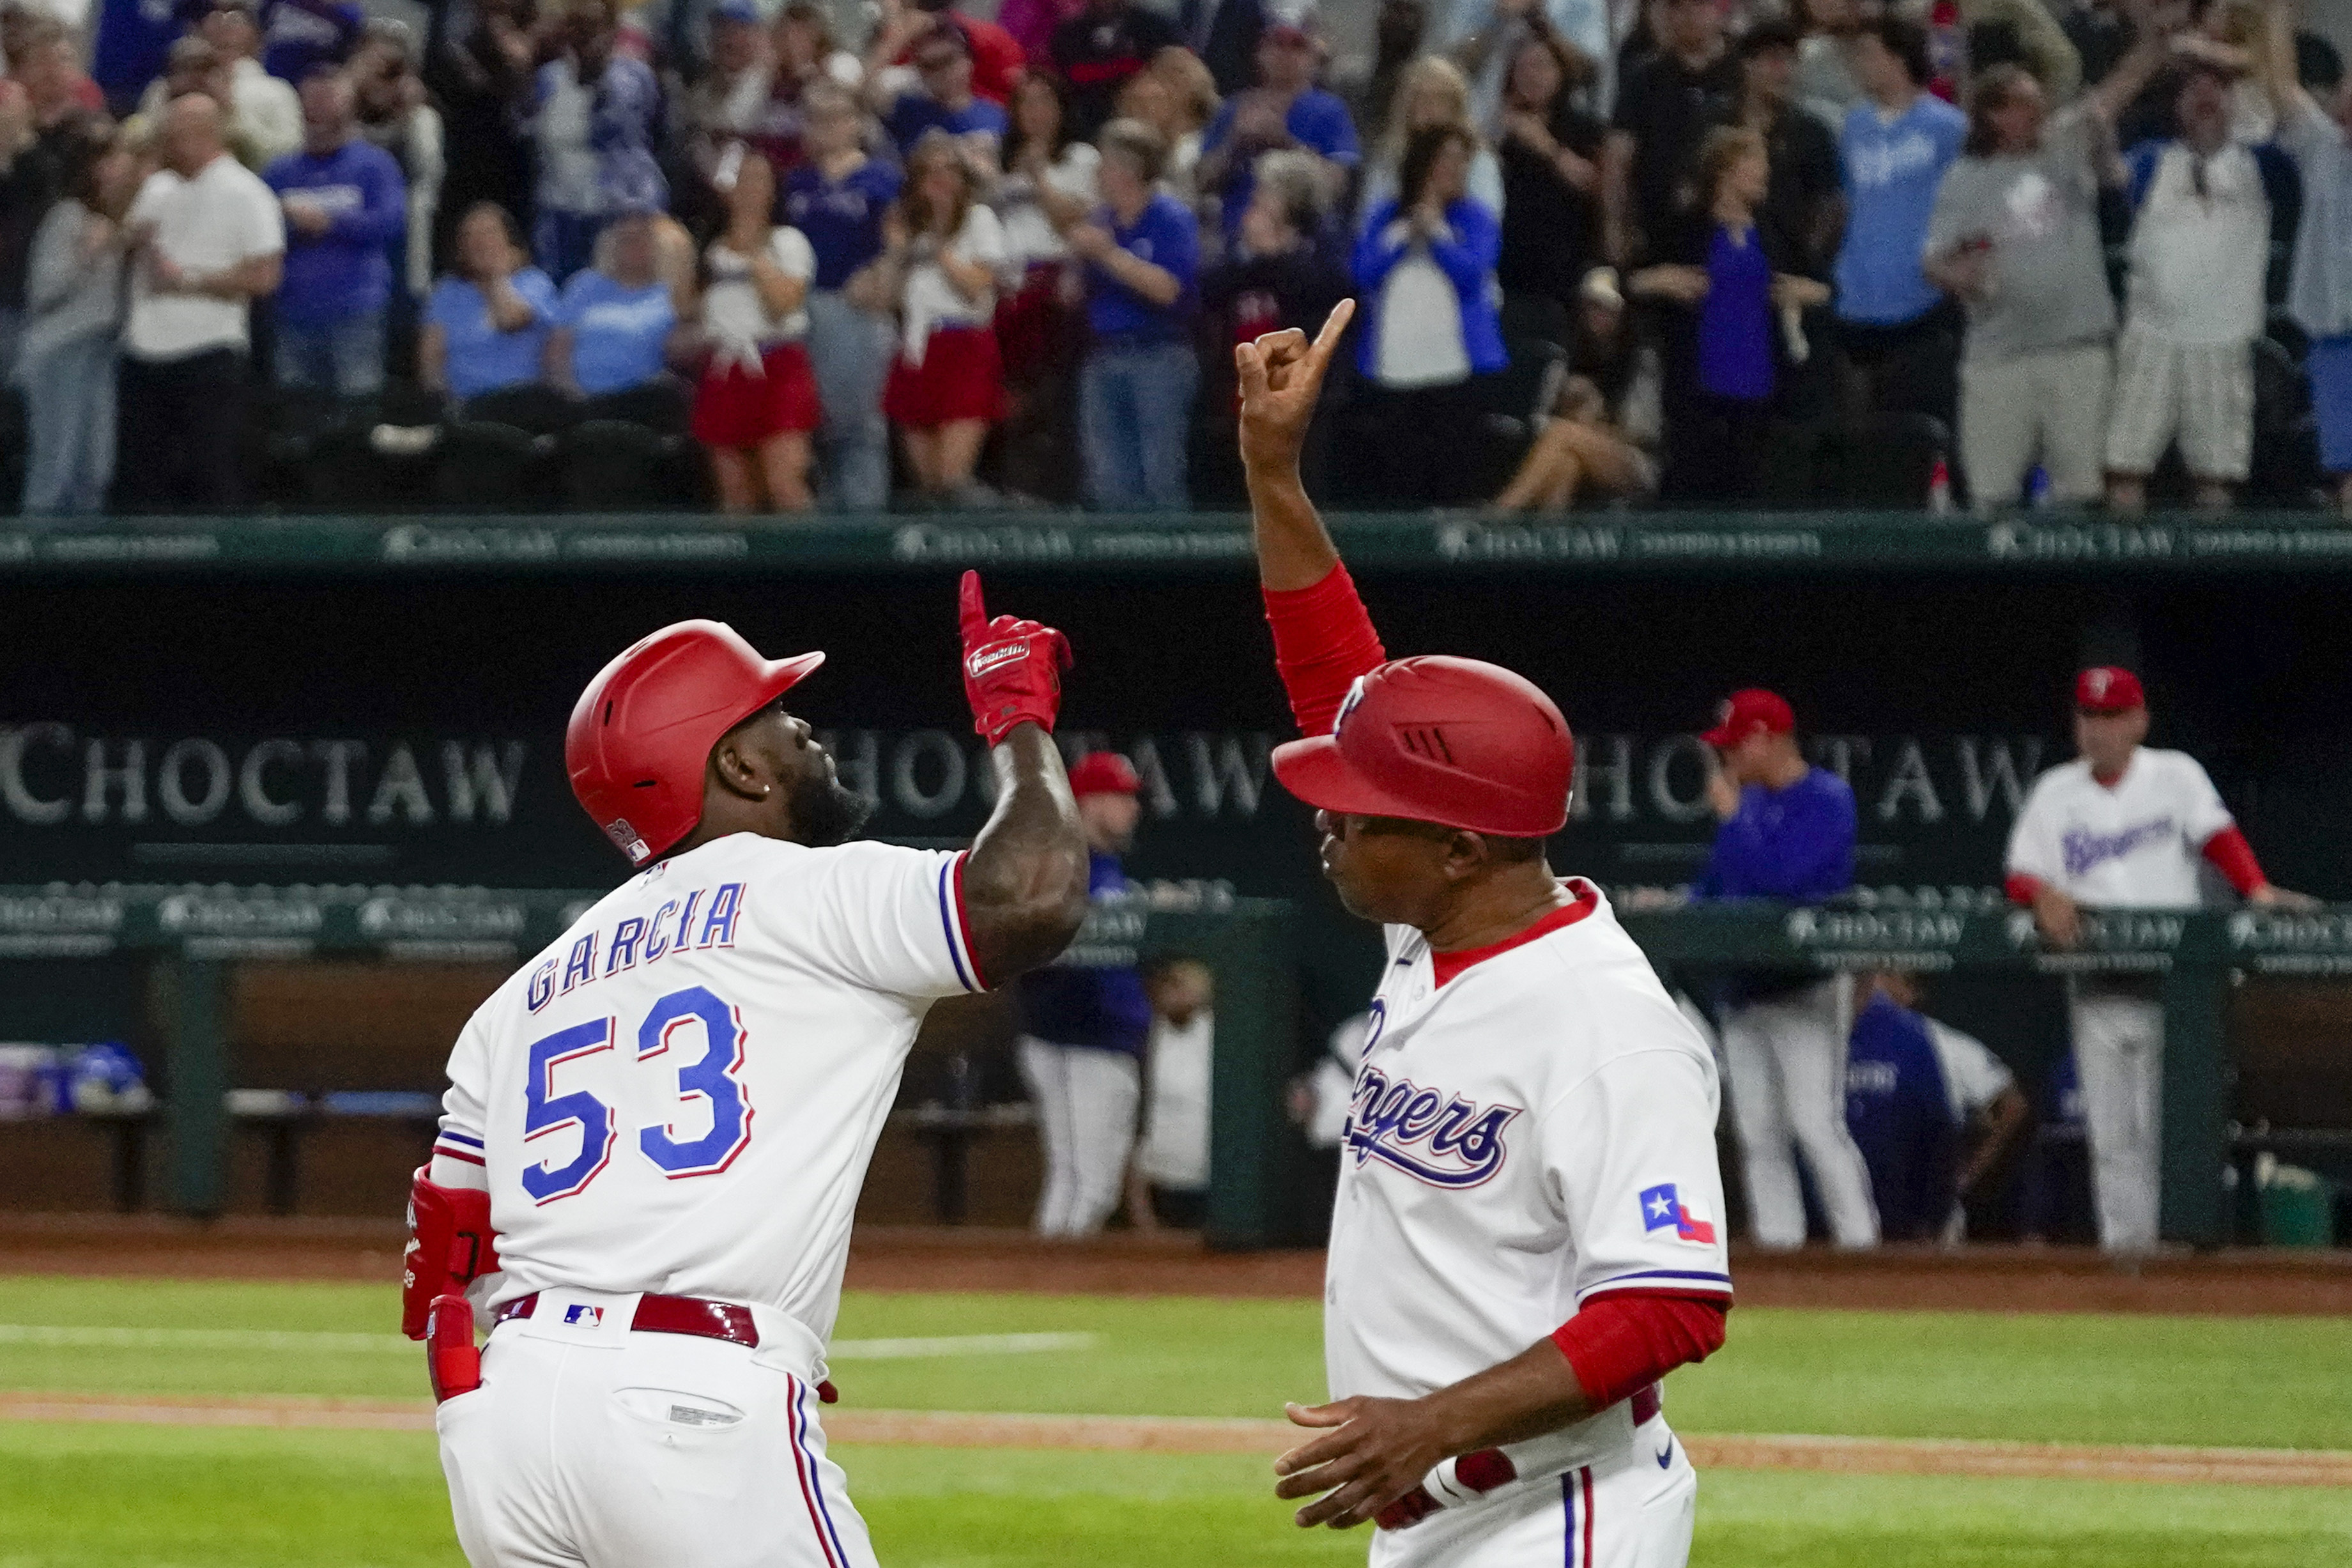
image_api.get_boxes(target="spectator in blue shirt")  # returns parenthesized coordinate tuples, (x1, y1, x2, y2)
(420, 201, 558, 404)
(544, 206, 682, 399)
(1195, 19, 1359, 247)
(1692, 686, 1877, 1250)
(261, 0, 363, 84)
(91, 0, 188, 116)
(529, 0, 665, 282)
(1349, 122, 1506, 507)
(1070, 118, 1200, 507)
(785, 81, 904, 509)
(265, 70, 405, 397)
(1634, 125, 1827, 504)
(874, 19, 1007, 163)
(1831, 17, 1966, 427)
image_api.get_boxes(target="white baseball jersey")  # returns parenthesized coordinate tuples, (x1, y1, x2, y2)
(2004, 748, 2234, 909)
(1326, 880, 1731, 1467)
(429, 832, 981, 1348)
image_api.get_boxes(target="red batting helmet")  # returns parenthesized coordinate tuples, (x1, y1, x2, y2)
(566, 620, 825, 867)
(1270, 657, 1573, 838)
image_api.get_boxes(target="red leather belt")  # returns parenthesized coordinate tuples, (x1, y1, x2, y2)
(494, 1291, 761, 1349)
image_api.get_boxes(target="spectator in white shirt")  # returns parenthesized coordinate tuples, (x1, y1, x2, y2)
(116, 93, 285, 510)
(876, 128, 1008, 502)
(2105, 56, 2282, 512)
(194, 0, 302, 167)
(691, 151, 822, 513)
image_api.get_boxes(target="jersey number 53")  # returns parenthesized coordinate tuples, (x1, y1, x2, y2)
(520, 985, 753, 1203)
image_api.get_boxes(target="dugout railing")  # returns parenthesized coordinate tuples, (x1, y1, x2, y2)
(6, 884, 2351, 1247)
(0, 885, 1309, 1246)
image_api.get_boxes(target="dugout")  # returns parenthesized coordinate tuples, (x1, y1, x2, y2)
(6, 510, 2352, 1244)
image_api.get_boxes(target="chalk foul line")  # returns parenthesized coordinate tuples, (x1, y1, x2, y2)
(0, 1324, 1096, 1360)
(0, 1394, 2345, 1487)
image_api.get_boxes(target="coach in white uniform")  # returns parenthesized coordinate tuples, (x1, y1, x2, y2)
(2004, 665, 2312, 1253)
(1237, 302, 1731, 1568)
(403, 581, 1091, 1568)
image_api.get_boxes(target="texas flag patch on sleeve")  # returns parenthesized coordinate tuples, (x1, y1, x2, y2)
(1640, 1183, 1716, 1243)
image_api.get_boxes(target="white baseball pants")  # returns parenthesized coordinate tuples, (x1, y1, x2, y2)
(438, 1289, 871, 1568)
(2068, 994, 2165, 1253)
(1369, 1417, 1698, 1568)
(1018, 1037, 1140, 1237)
(1721, 977, 1880, 1249)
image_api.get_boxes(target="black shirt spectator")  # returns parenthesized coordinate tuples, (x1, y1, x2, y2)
(1194, 151, 1349, 500)
(1605, 0, 1737, 265)
(1712, 21, 1841, 278)
(424, 0, 536, 270)
(1050, 0, 1184, 139)
(1493, 27, 1604, 315)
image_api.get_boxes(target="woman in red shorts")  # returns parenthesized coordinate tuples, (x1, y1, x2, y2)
(691, 151, 823, 512)
(877, 129, 1008, 505)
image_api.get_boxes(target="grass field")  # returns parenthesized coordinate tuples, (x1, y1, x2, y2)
(0, 1276, 2346, 1567)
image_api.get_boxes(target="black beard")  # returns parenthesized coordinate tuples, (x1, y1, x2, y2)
(791, 768, 875, 848)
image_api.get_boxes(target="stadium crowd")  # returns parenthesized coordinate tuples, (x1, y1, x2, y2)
(1, 0, 2348, 515)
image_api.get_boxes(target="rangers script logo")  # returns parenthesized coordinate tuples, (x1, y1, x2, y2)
(1344, 1066, 1521, 1188)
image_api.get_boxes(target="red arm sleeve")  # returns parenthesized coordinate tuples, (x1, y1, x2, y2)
(2004, 873, 2044, 906)
(2201, 824, 2268, 896)
(1263, 562, 1387, 737)
(1548, 1291, 1728, 1411)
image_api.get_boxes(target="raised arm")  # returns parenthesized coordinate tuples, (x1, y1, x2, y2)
(1237, 300, 1392, 737)
(2078, 0, 2188, 128)
(1238, 299, 1357, 590)
(954, 571, 1091, 984)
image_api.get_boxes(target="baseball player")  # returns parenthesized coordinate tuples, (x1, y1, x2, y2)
(1843, 972, 2030, 1242)
(1240, 300, 1731, 1568)
(2004, 665, 2313, 1252)
(1693, 689, 1877, 1250)
(1014, 751, 1154, 1237)
(401, 578, 1091, 1568)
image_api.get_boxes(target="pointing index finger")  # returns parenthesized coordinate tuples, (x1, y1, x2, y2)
(1306, 298, 1357, 371)
(958, 569, 987, 643)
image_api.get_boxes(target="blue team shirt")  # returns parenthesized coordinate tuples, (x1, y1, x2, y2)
(1698, 223, 1774, 402)
(783, 160, 905, 289)
(427, 268, 559, 401)
(1013, 850, 1153, 1053)
(1834, 95, 1967, 326)
(1086, 192, 1199, 341)
(882, 93, 1008, 157)
(555, 271, 676, 396)
(1199, 88, 1360, 242)
(1696, 765, 1856, 900)
(1844, 993, 1960, 1240)
(91, 0, 187, 102)
(265, 140, 406, 327)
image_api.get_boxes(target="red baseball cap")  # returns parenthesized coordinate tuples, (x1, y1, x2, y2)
(1270, 656, 1573, 838)
(1066, 751, 1141, 798)
(1700, 689, 1795, 749)
(2075, 666, 2146, 714)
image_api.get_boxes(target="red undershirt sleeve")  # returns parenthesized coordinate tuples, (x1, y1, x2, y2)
(2200, 824, 2268, 896)
(1261, 562, 1387, 738)
(1549, 1291, 1728, 1411)
(2004, 873, 2044, 907)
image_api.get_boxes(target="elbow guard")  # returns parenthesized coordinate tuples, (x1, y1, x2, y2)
(402, 1167, 500, 1341)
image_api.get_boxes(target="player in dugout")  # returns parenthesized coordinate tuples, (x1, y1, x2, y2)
(1693, 688, 1879, 1250)
(1843, 970, 2031, 1243)
(2004, 666, 2317, 1254)
(1238, 299, 1732, 1567)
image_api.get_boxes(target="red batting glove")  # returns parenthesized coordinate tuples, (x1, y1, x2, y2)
(958, 569, 1072, 744)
